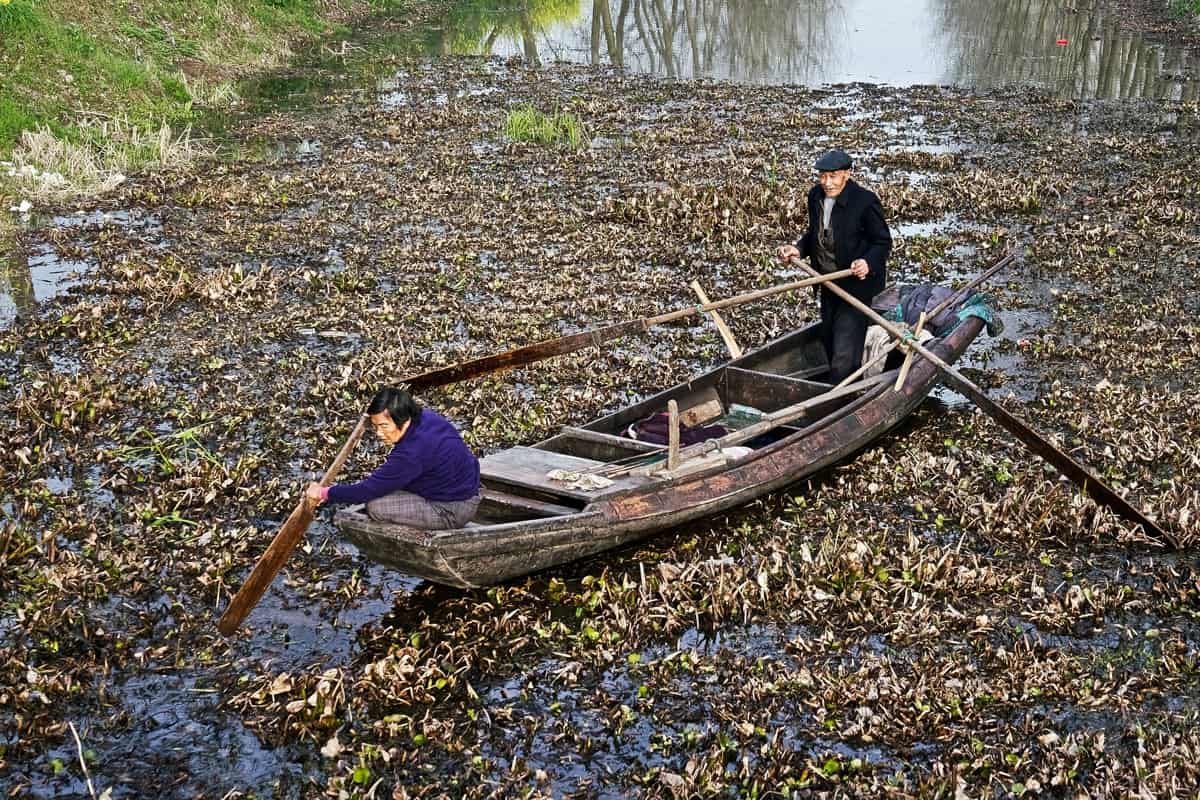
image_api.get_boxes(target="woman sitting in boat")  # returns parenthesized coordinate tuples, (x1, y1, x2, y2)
(305, 386, 481, 530)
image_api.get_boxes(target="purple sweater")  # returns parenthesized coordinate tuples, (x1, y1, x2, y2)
(327, 409, 480, 504)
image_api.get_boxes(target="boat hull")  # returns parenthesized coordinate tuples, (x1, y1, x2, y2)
(338, 316, 985, 588)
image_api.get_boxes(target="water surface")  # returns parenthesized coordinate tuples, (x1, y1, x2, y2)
(427, 0, 1199, 98)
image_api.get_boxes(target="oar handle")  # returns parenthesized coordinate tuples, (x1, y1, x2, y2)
(923, 249, 1017, 322)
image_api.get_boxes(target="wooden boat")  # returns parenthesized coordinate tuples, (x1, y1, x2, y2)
(335, 305, 986, 588)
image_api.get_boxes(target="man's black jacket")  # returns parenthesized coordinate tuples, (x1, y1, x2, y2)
(795, 178, 892, 303)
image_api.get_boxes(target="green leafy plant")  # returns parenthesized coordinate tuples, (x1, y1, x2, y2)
(504, 105, 586, 148)
(0, 0, 39, 32)
(1168, 0, 1200, 17)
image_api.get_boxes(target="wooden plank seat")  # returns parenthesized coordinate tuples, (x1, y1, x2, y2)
(479, 446, 653, 502)
(479, 487, 579, 518)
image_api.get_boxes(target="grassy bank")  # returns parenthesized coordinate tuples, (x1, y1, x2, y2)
(1170, 0, 1200, 17)
(0, 0, 406, 206)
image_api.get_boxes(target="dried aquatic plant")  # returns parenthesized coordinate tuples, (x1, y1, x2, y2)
(7, 118, 201, 201)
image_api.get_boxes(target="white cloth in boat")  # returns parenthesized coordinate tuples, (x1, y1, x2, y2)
(546, 470, 614, 491)
(862, 325, 933, 377)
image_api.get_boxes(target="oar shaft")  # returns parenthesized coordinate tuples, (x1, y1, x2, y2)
(835, 249, 1016, 391)
(791, 258, 1166, 540)
(645, 269, 854, 326)
(407, 270, 852, 391)
(924, 250, 1017, 322)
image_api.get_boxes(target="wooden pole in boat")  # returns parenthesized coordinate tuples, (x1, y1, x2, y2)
(405, 270, 852, 390)
(667, 399, 681, 470)
(893, 311, 926, 391)
(690, 280, 743, 358)
(790, 258, 1168, 540)
(218, 415, 368, 636)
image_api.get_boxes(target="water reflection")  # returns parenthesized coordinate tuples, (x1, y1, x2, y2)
(0, 251, 35, 329)
(0, 211, 150, 330)
(935, 0, 1200, 100)
(426, 0, 1198, 98)
(429, 0, 847, 82)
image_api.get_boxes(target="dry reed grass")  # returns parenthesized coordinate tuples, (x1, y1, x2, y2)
(6, 117, 203, 202)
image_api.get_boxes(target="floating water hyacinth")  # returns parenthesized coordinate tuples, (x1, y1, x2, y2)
(0, 41, 1198, 799)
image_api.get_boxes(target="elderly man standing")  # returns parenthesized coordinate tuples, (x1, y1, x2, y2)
(777, 149, 892, 384)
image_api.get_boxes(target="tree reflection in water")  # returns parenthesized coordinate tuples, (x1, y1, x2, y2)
(585, 0, 847, 83)
(430, 0, 848, 84)
(428, 0, 1196, 99)
(0, 259, 35, 330)
(934, 0, 1198, 101)
(429, 0, 583, 65)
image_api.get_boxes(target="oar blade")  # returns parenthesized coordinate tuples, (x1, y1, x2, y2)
(406, 322, 637, 391)
(941, 371, 1168, 541)
(790, 256, 1168, 545)
(217, 499, 316, 636)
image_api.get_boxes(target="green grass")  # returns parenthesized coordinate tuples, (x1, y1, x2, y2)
(504, 105, 586, 148)
(0, 0, 407, 207)
(0, 0, 368, 152)
(1168, 0, 1200, 16)
(0, 97, 38, 146)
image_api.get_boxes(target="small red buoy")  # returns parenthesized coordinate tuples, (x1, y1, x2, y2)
(1055, 38, 1069, 45)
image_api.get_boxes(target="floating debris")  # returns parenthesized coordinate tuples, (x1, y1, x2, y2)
(1, 29, 1198, 800)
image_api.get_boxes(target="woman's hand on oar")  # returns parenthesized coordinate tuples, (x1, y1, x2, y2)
(304, 482, 327, 507)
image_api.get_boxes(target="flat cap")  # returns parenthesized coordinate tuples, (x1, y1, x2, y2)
(814, 149, 852, 171)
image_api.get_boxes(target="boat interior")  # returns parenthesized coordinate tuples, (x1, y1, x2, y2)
(472, 323, 902, 525)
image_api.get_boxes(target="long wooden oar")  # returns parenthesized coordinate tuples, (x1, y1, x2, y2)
(792, 258, 1167, 540)
(832, 249, 1019, 391)
(406, 269, 852, 390)
(218, 269, 853, 635)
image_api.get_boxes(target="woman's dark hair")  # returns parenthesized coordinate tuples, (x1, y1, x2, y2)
(367, 386, 421, 424)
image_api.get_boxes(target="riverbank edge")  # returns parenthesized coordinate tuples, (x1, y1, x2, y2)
(0, 0, 451, 250)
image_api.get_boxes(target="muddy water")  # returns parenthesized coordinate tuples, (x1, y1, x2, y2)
(0, 211, 156, 329)
(429, 0, 1198, 98)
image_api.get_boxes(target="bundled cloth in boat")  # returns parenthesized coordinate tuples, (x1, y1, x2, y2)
(872, 285, 1003, 336)
(621, 413, 728, 445)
